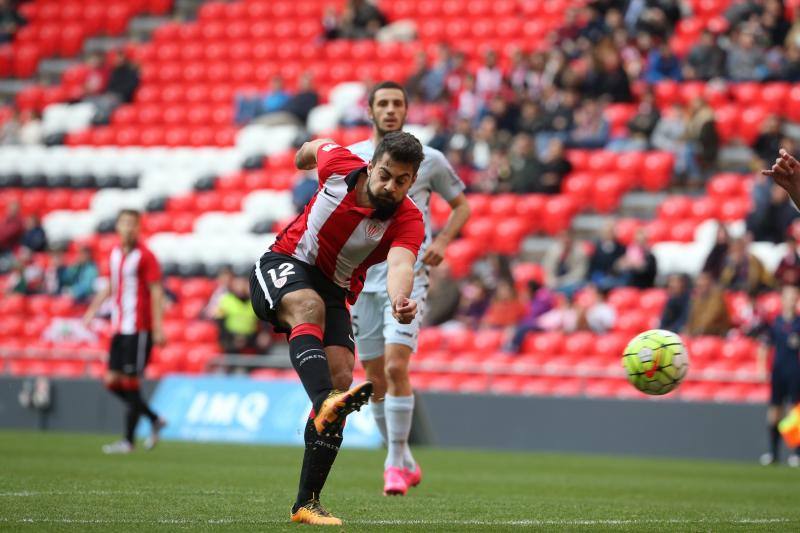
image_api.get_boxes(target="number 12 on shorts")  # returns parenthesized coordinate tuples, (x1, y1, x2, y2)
(268, 262, 295, 289)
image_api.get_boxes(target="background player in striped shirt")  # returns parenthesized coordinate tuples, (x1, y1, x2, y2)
(83, 209, 166, 454)
(349, 81, 471, 495)
(249, 131, 426, 525)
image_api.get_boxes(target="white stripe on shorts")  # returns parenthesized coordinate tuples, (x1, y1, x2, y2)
(254, 259, 274, 308)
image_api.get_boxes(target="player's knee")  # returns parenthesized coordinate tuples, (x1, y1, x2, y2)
(331, 367, 353, 391)
(385, 358, 409, 384)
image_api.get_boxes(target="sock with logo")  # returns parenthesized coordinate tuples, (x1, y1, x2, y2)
(289, 324, 333, 411)
(384, 394, 415, 470)
(294, 413, 344, 509)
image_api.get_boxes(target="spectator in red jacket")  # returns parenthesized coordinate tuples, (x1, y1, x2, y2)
(0, 201, 23, 256)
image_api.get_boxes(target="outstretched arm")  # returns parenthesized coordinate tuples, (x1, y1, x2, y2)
(422, 193, 471, 266)
(762, 148, 800, 209)
(294, 138, 335, 170)
(386, 246, 418, 324)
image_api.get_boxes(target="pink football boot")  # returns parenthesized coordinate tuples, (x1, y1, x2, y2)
(383, 466, 408, 496)
(402, 463, 423, 488)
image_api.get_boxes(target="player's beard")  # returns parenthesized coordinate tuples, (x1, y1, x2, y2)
(376, 118, 404, 138)
(366, 181, 400, 220)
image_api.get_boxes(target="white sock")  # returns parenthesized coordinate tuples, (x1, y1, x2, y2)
(384, 394, 415, 470)
(371, 400, 387, 445)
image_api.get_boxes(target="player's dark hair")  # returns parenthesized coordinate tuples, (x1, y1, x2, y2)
(117, 209, 141, 221)
(371, 131, 424, 174)
(368, 81, 408, 108)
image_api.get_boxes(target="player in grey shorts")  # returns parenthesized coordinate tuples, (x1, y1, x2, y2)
(349, 81, 470, 495)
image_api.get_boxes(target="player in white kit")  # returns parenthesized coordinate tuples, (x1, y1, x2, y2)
(349, 81, 471, 495)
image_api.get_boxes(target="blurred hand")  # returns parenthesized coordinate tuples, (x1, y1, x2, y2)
(392, 296, 417, 324)
(762, 149, 800, 197)
(421, 237, 447, 266)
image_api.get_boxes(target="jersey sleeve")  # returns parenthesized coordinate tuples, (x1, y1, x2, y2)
(140, 248, 162, 285)
(428, 149, 465, 202)
(317, 143, 367, 184)
(390, 206, 425, 258)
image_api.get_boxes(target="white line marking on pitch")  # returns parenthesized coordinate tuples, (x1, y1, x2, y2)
(0, 517, 793, 526)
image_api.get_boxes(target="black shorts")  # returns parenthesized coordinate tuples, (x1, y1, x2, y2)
(770, 368, 800, 406)
(108, 332, 152, 376)
(250, 251, 354, 353)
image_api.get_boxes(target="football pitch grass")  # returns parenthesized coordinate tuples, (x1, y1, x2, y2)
(2, 430, 800, 532)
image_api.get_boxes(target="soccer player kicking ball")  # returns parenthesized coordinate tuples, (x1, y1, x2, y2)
(349, 81, 470, 496)
(83, 209, 167, 454)
(249, 132, 425, 525)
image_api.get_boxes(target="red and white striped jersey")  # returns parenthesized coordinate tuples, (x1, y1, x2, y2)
(271, 143, 424, 303)
(109, 243, 161, 334)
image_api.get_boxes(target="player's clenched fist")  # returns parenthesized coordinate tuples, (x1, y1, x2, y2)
(392, 296, 417, 324)
(762, 149, 800, 204)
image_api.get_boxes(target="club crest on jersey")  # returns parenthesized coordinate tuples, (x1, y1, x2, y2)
(365, 220, 384, 240)
(273, 276, 287, 288)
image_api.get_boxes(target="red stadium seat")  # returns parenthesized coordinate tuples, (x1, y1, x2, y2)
(641, 152, 675, 191)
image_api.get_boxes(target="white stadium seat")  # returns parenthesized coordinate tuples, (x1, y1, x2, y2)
(43, 210, 99, 242)
(306, 104, 341, 135)
(242, 190, 295, 221)
(236, 124, 299, 156)
(90, 189, 147, 219)
(328, 82, 366, 112)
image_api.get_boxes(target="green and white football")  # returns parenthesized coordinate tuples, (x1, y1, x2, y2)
(622, 329, 689, 395)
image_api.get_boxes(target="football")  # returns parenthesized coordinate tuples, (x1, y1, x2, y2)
(622, 329, 689, 395)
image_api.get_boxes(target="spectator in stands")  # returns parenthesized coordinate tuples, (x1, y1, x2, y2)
(608, 88, 660, 152)
(727, 28, 768, 81)
(481, 279, 526, 330)
(404, 50, 429, 101)
(5, 248, 44, 295)
(684, 30, 726, 81)
(215, 276, 271, 354)
(20, 215, 46, 253)
(64, 245, 98, 304)
(322, 5, 342, 40)
(660, 273, 691, 333)
(747, 178, 800, 243)
(543, 230, 589, 295)
(762, 0, 790, 48)
(775, 234, 800, 286)
(702, 223, 731, 279)
(0, 200, 23, 256)
(644, 43, 683, 83)
(719, 237, 773, 293)
(451, 277, 491, 330)
(472, 253, 514, 293)
(504, 279, 557, 353)
(422, 262, 461, 327)
(484, 94, 519, 136)
(470, 116, 500, 171)
(651, 103, 687, 166)
(291, 169, 318, 214)
(537, 138, 572, 194)
(475, 49, 503, 102)
(422, 44, 452, 102)
(0, 0, 25, 43)
(567, 99, 610, 149)
(736, 288, 770, 339)
(203, 265, 234, 320)
(337, 0, 386, 39)
(502, 133, 542, 194)
(44, 249, 70, 295)
(685, 272, 731, 337)
(752, 115, 784, 169)
(582, 47, 633, 103)
(0, 108, 21, 144)
(615, 228, 657, 288)
(683, 97, 719, 187)
(235, 76, 290, 125)
(576, 284, 616, 334)
(83, 52, 109, 99)
(516, 100, 548, 137)
(587, 220, 626, 290)
(105, 50, 140, 104)
(282, 71, 319, 125)
(537, 293, 580, 332)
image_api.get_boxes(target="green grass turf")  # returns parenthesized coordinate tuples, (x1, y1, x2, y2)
(1, 430, 799, 532)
